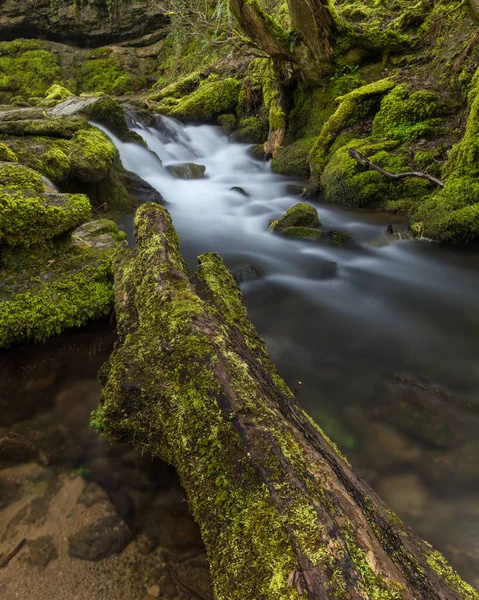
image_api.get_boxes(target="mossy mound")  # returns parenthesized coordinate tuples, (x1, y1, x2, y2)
(0, 189, 91, 247)
(231, 116, 268, 144)
(0, 240, 118, 349)
(0, 162, 44, 192)
(167, 77, 240, 122)
(0, 40, 63, 102)
(322, 139, 433, 208)
(0, 143, 17, 162)
(372, 84, 440, 142)
(77, 51, 145, 96)
(82, 96, 129, 137)
(42, 84, 74, 107)
(69, 128, 117, 182)
(272, 137, 316, 177)
(270, 203, 321, 232)
(167, 163, 206, 179)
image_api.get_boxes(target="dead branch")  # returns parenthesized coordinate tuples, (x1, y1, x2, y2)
(348, 148, 445, 187)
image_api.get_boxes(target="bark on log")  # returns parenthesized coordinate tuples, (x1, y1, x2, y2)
(95, 202, 478, 600)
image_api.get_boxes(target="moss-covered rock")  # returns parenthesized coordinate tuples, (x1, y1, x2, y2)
(42, 84, 74, 107)
(77, 54, 145, 96)
(167, 163, 206, 179)
(150, 72, 201, 101)
(69, 128, 117, 182)
(282, 226, 322, 239)
(168, 77, 240, 122)
(231, 116, 268, 144)
(0, 117, 84, 139)
(217, 113, 236, 133)
(269, 203, 321, 231)
(0, 241, 117, 349)
(81, 96, 129, 137)
(0, 189, 91, 247)
(322, 138, 432, 208)
(0, 40, 63, 100)
(0, 143, 17, 162)
(372, 84, 440, 141)
(0, 162, 44, 192)
(271, 137, 316, 177)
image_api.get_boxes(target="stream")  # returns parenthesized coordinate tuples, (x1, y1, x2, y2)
(2, 116, 479, 592)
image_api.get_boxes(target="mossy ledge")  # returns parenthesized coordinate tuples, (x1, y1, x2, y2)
(95, 202, 477, 600)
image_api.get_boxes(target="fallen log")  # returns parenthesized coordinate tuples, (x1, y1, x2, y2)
(348, 148, 445, 188)
(94, 202, 477, 600)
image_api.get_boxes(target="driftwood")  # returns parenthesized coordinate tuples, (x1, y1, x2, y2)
(348, 148, 445, 187)
(0, 538, 26, 568)
(95, 202, 477, 600)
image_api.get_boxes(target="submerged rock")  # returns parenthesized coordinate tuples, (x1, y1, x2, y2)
(368, 373, 479, 449)
(68, 513, 132, 561)
(230, 264, 264, 284)
(167, 162, 206, 179)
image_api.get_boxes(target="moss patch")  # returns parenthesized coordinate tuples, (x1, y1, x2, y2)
(167, 77, 240, 121)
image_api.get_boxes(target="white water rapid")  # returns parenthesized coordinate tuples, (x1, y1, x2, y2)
(98, 116, 479, 407)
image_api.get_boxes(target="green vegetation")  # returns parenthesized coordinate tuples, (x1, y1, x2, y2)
(269, 203, 321, 231)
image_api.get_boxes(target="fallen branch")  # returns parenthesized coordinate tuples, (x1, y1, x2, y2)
(348, 147, 445, 187)
(95, 203, 477, 599)
(0, 538, 26, 568)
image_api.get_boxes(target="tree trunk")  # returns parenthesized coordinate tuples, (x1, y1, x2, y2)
(95, 202, 479, 600)
(229, 0, 335, 80)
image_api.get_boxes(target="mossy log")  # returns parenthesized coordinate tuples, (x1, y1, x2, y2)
(95, 202, 478, 600)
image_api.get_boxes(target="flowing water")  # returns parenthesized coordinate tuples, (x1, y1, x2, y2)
(2, 116, 479, 592)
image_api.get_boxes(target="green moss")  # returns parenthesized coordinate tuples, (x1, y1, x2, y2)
(0, 245, 114, 349)
(426, 549, 479, 600)
(69, 128, 117, 182)
(321, 138, 432, 208)
(78, 56, 145, 96)
(42, 84, 74, 107)
(232, 116, 268, 143)
(0, 118, 84, 139)
(281, 226, 322, 239)
(269, 203, 321, 231)
(82, 96, 129, 137)
(0, 190, 91, 247)
(0, 143, 17, 163)
(271, 137, 316, 177)
(0, 162, 44, 192)
(0, 41, 63, 99)
(309, 78, 396, 179)
(372, 85, 439, 141)
(42, 147, 70, 182)
(150, 71, 201, 101)
(217, 113, 236, 133)
(329, 230, 353, 246)
(168, 77, 240, 121)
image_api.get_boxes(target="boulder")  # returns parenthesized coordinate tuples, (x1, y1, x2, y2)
(269, 203, 322, 238)
(0, 189, 91, 247)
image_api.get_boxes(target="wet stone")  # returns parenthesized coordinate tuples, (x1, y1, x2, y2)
(22, 535, 58, 567)
(67, 514, 132, 561)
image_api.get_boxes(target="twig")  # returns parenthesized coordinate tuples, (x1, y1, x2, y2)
(453, 28, 479, 71)
(0, 538, 26, 568)
(348, 148, 444, 187)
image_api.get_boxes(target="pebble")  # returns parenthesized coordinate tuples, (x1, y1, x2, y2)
(147, 585, 160, 598)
